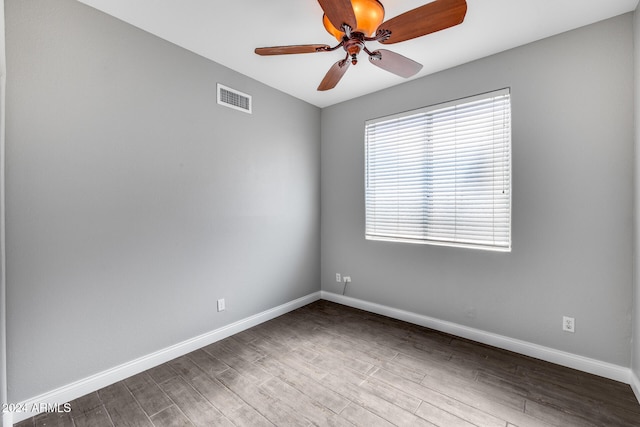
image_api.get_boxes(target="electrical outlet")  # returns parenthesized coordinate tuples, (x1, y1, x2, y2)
(336, 273, 341, 283)
(217, 298, 226, 312)
(343, 276, 351, 283)
(563, 316, 575, 333)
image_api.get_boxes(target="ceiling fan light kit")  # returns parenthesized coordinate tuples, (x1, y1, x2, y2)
(255, 0, 467, 91)
(322, 0, 385, 40)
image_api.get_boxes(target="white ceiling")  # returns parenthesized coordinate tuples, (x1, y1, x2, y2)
(77, 0, 638, 108)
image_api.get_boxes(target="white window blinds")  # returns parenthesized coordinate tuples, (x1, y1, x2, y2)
(365, 89, 511, 251)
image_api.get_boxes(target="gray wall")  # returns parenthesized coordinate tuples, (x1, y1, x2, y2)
(633, 5, 640, 380)
(321, 14, 634, 366)
(5, 0, 320, 402)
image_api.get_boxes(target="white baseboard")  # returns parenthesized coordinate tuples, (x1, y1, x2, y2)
(2, 412, 12, 427)
(10, 292, 321, 423)
(631, 370, 640, 404)
(321, 291, 632, 385)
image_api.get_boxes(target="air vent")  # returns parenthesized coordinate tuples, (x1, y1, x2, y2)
(217, 83, 252, 114)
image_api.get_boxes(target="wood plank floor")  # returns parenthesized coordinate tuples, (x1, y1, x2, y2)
(14, 300, 640, 426)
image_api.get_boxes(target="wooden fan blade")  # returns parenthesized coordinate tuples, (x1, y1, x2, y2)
(379, 0, 467, 45)
(317, 0, 357, 32)
(369, 49, 423, 78)
(318, 60, 350, 91)
(255, 44, 330, 56)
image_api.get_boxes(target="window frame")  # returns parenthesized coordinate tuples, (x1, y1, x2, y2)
(364, 88, 512, 252)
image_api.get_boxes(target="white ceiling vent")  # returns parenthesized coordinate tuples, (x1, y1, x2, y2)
(217, 83, 252, 114)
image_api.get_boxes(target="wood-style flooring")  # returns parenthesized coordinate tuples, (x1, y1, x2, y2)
(14, 300, 640, 426)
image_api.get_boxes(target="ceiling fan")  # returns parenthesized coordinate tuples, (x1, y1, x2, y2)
(255, 0, 468, 91)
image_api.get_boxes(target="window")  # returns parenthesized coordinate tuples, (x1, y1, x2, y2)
(365, 89, 511, 252)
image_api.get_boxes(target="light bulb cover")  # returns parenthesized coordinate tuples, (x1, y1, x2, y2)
(323, 0, 385, 41)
